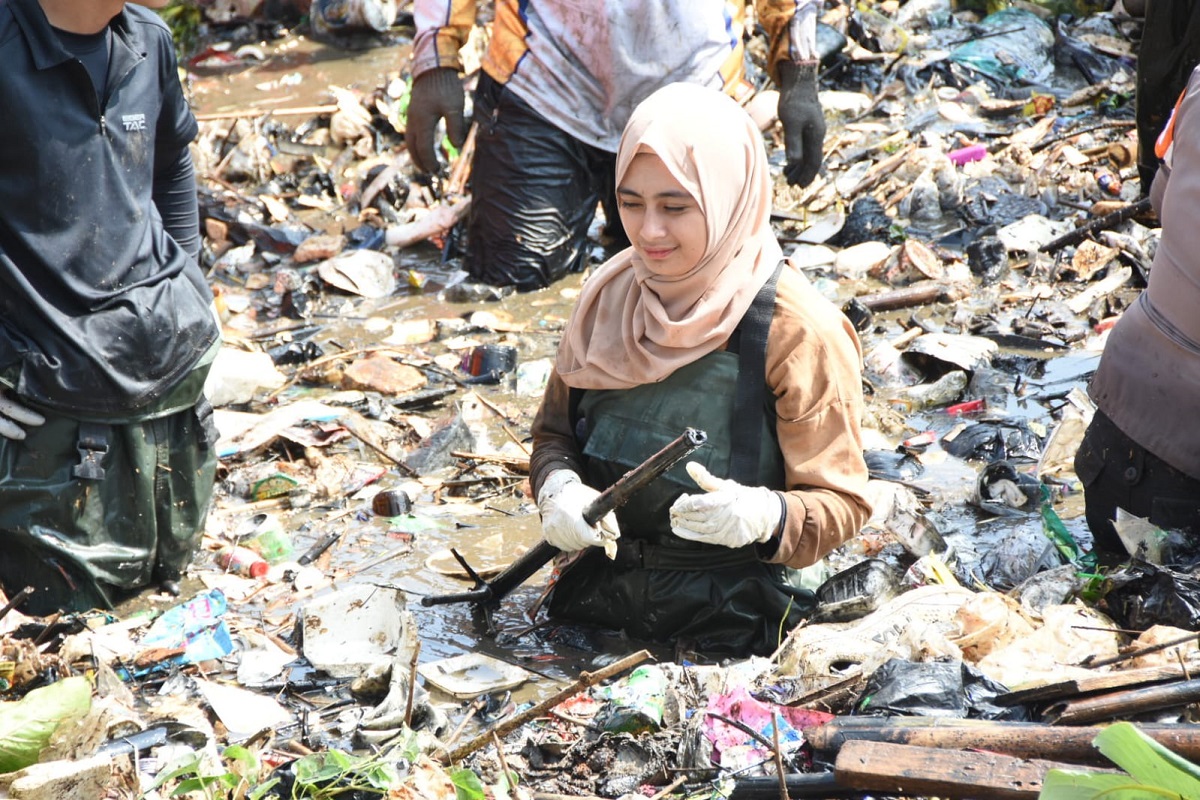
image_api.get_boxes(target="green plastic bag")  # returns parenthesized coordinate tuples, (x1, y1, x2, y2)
(0, 677, 92, 773)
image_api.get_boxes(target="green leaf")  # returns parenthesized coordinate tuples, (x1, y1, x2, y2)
(396, 729, 422, 763)
(1040, 769, 1176, 799)
(494, 770, 520, 800)
(450, 768, 485, 800)
(172, 775, 224, 796)
(1094, 723, 1200, 796)
(295, 749, 357, 785)
(0, 676, 92, 773)
(150, 752, 205, 790)
(248, 777, 282, 800)
(223, 743, 260, 776)
(364, 762, 400, 789)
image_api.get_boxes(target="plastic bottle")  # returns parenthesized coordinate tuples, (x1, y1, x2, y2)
(216, 546, 269, 578)
(240, 513, 293, 564)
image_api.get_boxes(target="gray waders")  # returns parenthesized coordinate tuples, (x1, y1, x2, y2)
(0, 347, 218, 615)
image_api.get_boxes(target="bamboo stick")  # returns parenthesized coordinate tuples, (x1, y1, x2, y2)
(438, 649, 652, 764)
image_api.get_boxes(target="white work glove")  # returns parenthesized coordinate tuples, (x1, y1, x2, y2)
(537, 469, 620, 554)
(670, 462, 783, 549)
(0, 391, 45, 441)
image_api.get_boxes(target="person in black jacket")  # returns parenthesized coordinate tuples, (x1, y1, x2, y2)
(0, 0, 222, 614)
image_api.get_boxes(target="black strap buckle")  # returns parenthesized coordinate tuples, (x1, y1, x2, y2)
(73, 422, 110, 481)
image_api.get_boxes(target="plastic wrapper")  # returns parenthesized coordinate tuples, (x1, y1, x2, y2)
(949, 9, 1054, 85)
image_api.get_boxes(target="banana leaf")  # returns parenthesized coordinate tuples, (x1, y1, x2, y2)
(0, 677, 92, 773)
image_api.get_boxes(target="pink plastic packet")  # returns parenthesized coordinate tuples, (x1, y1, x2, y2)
(948, 143, 988, 166)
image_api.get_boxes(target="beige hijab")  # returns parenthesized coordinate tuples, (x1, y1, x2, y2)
(556, 82, 783, 390)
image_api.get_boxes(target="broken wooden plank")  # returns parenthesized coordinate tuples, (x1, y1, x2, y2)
(833, 740, 1109, 799)
(805, 717, 1200, 765)
(998, 664, 1191, 706)
(449, 450, 531, 472)
(1044, 677, 1200, 725)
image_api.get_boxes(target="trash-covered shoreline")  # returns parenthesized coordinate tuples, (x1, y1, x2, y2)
(8, 2, 1200, 799)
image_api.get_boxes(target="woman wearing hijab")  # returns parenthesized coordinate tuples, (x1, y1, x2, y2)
(528, 82, 870, 656)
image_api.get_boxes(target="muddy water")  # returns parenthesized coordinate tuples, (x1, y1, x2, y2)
(181, 34, 1099, 714)
(189, 31, 409, 115)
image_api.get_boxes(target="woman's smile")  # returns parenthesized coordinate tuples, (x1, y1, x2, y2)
(617, 152, 707, 276)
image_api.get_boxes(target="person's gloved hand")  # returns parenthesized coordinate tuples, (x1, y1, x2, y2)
(0, 391, 45, 441)
(537, 469, 620, 553)
(776, 59, 825, 187)
(406, 67, 467, 175)
(669, 462, 783, 549)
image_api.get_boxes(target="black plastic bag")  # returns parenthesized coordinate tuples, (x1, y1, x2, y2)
(941, 418, 1043, 463)
(1103, 560, 1200, 632)
(856, 658, 1029, 721)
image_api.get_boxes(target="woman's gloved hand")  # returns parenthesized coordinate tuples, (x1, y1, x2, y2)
(537, 469, 621, 552)
(670, 462, 783, 548)
(0, 391, 45, 441)
(776, 59, 825, 187)
(406, 67, 467, 175)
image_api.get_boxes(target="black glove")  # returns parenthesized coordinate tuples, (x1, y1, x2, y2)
(407, 67, 467, 175)
(776, 60, 825, 187)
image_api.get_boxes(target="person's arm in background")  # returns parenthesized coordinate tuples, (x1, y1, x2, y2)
(408, 0, 476, 174)
(152, 21, 205, 272)
(154, 146, 201, 262)
(757, 0, 825, 187)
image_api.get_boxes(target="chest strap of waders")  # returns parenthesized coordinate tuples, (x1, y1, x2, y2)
(74, 422, 110, 481)
(610, 264, 783, 574)
(728, 261, 782, 484)
(613, 538, 759, 571)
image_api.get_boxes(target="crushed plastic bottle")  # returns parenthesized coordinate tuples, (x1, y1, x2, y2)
(595, 665, 669, 734)
(239, 513, 293, 564)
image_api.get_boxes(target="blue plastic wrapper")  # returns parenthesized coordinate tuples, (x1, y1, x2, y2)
(139, 589, 235, 667)
(949, 9, 1054, 85)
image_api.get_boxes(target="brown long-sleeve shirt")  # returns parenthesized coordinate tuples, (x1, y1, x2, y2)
(530, 263, 872, 568)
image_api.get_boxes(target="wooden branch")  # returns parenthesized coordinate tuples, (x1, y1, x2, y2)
(445, 122, 479, 199)
(846, 143, 918, 197)
(438, 649, 652, 764)
(404, 639, 422, 729)
(1038, 197, 1152, 254)
(857, 280, 950, 312)
(339, 412, 419, 478)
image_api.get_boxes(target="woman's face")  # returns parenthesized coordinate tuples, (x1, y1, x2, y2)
(617, 152, 707, 277)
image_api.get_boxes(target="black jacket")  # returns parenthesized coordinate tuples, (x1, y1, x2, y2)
(0, 0, 218, 414)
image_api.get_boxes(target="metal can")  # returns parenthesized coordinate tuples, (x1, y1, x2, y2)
(461, 344, 518, 377)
